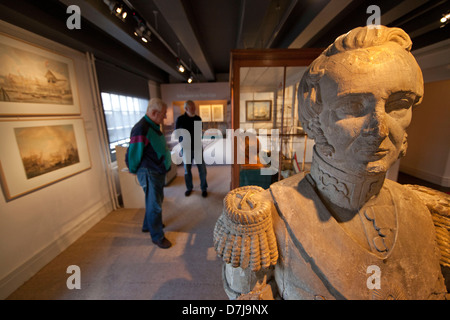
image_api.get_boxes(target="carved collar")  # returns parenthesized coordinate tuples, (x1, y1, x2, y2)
(309, 147, 386, 210)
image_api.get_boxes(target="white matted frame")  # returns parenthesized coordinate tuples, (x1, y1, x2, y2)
(211, 104, 224, 122)
(199, 104, 211, 122)
(0, 118, 91, 200)
(0, 32, 80, 116)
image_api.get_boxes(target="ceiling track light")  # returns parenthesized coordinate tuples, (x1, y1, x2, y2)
(187, 59, 194, 83)
(107, 0, 197, 79)
(176, 43, 186, 73)
(134, 24, 151, 43)
(104, 0, 128, 21)
(177, 62, 185, 73)
(440, 12, 450, 27)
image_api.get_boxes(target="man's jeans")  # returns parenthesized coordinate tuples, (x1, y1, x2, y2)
(184, 152, 208, 192)
(137, 168, 165, 242)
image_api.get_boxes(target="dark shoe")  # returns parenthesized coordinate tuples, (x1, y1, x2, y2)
(185, 190, 192, 196)
(152, 237, 172, 249)
(202, 190, 208, 198)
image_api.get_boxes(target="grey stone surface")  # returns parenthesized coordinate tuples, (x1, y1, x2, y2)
(215, 26, 449, 300)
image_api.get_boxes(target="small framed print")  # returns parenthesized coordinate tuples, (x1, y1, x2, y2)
(0, 33, 80, 116)
(199, 104, 211, 122)
(211, 104, 224, 122)
(246, 100, 272, 121)
(0, 118, 91, 200)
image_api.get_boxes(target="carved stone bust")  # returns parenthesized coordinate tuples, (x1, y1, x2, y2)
(214, 26, 449, 300)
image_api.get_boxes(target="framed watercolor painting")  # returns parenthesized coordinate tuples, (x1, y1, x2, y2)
(0, 33, 80, 116)
(0, 118, 91, 200)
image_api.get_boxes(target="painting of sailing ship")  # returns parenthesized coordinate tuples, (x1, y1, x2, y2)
(246, 100, 272, 121)
(14, 125, 80, 179)
(0, 33, 79, 115)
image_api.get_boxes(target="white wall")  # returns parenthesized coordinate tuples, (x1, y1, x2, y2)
(161, 82, 230, 126)
(0, 21, 113, 298)
(400, 79, 450, 187)
(399, 40, 450, 187)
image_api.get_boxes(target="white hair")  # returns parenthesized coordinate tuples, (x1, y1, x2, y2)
(146, 98, 166, 114)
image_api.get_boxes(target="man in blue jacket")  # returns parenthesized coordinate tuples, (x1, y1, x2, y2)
(126, 98, 172, 249)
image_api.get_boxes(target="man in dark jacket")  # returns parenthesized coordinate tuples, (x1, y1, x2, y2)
(175, 100, 208, 197)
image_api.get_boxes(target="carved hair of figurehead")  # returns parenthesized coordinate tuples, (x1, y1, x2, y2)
(298, 26, 424, 175)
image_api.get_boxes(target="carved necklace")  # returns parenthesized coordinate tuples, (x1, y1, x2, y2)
(309, 148, 397, 257)
(310, 148, 386, 211)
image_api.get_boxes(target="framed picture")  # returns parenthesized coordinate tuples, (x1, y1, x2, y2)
(211, 104, 224, 122)
(246, 100, 272, 121)
(0, 33, 80, 116)
(0, 118, 91, 200)
(199, 104, 211, 122)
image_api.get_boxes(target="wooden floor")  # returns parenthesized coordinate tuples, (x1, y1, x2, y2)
(7, 165, 231, 300)
(6, 163, 447, 300)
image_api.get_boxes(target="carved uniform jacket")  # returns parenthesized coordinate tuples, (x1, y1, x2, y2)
(221, 174, 447, 300)
(269, 174, 446, 300)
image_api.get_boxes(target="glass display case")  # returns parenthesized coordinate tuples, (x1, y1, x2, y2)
(229, 49, 323, 189)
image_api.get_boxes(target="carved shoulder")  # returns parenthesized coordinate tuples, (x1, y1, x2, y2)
(403, 184, 450, 268)
(213, 185, 278, 271)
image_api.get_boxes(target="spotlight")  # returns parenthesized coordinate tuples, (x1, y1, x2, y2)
(176, 59, 185, 73)
(115, 6, 128, 21)
(134, 24, 151, 43)
(104, 1, 128, 21)
(440, 13, 450, 26)
(176, 44, 185, 73)
(187, 74, 194, 83)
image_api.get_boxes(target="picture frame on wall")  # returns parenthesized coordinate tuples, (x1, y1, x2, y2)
(0, 118, 91, 200)
(199, 104, 211, 122)
(246, 100, 272, 121)
(0, 32, 80, 116)
(211, 104, 224, 122)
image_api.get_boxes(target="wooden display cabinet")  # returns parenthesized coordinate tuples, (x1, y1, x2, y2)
(229, 48, 323, 189)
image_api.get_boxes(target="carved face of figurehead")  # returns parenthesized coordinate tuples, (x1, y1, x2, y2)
(299, 26, 424, 176)
(318, 44, 423, 175)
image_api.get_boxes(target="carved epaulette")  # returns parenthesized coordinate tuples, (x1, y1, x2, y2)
(404, 184, 450, 268)
(213, 186, 278, 271)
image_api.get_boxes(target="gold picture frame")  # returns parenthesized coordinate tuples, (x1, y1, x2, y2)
(0, 32, 80, 116)
(0, 118, 91, 200)
(199, 104, 212, 122)
(246, 100, 272, 121)
(211, 104, 224, 122)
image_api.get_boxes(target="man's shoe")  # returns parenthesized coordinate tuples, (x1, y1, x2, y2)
(202, 190, 208, 198)
(185, 190, 192, 196)
(152, 237, 172, 249)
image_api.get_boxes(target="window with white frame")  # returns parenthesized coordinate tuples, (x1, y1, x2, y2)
(100, 92, 148, 161)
